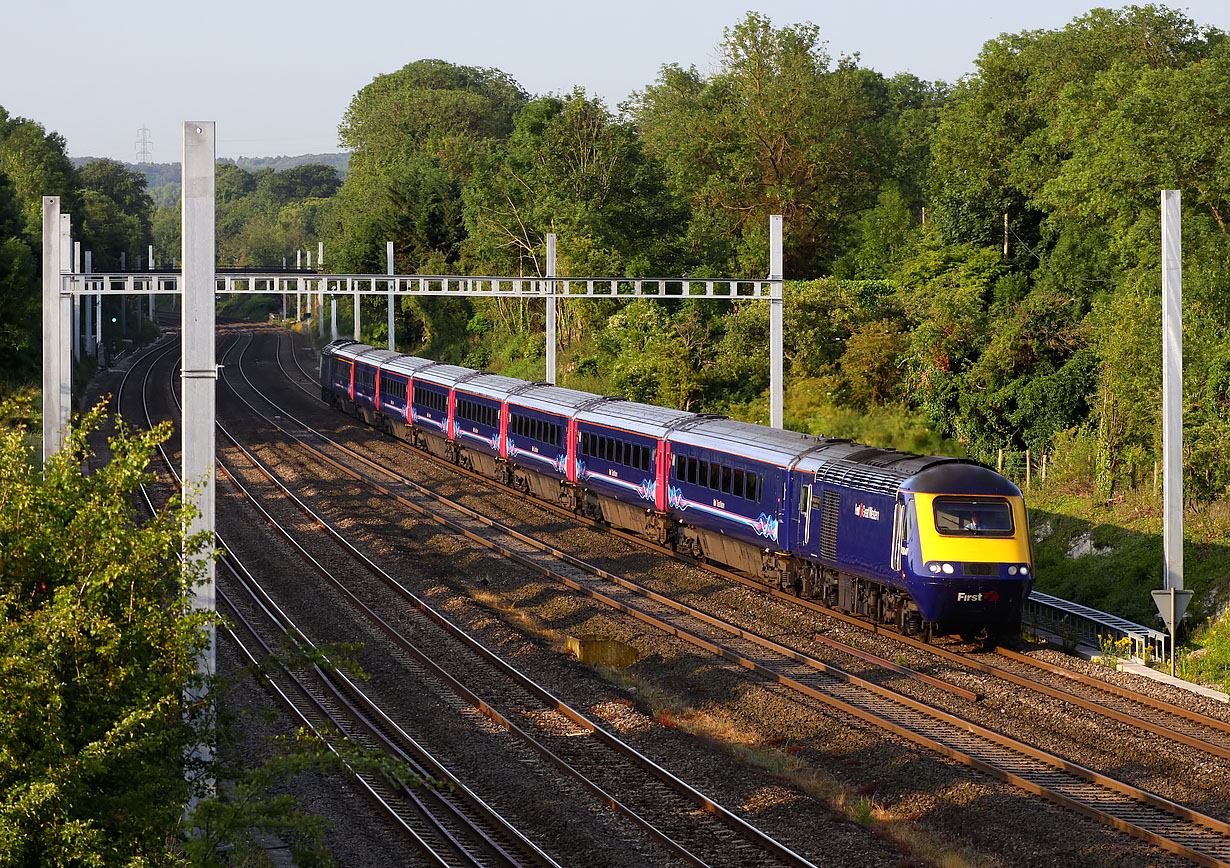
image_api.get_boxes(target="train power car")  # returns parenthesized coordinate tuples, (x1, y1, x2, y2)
(319, 340, 1034, 640)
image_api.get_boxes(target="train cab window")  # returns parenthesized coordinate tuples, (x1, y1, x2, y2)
(933, 497, 1014, 537)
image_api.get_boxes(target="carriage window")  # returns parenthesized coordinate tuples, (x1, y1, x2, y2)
(748, 473, 760, 501)
(932, 497, 1014, 537)
(708, 462, 720, 490)
(686, 457, 696, 484)
(673, 454, 682, 478)
(734, 469, 745, 498)
(697, 460, 708, 488)
(720, 465, 732, 494)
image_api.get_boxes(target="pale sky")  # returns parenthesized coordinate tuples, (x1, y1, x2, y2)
(4, 0, 1227, 164)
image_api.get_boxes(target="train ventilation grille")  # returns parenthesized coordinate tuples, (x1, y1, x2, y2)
(964, 562, 997, 577)
(819, 490, 841, 561)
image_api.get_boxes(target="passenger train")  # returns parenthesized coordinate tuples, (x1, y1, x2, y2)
(320, 340, 1034, 640)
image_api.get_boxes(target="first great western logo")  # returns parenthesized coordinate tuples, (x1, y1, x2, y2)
(854, 503, 880, 521)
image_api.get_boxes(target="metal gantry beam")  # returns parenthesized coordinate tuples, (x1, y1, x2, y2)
(53, 218, 791, 449)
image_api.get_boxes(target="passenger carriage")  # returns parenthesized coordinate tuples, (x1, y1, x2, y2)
(375, 355, 434, 438)
(664, 418, 808, 581)
(502, 385, 595, 503)
(450, 373, 522, 478)
(407, 363, 475, 459)
(573, 399, 691, 544)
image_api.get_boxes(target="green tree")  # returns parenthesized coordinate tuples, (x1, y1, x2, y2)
(0, 107, 80, 243)
(331, 59, 527, 273)
(0, 404, 213, 865)
(634, 12, 888, 275)
(0, 172, 37, 381)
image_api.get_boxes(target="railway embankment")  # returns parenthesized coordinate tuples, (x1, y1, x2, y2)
(1027, 489, 1230, 695)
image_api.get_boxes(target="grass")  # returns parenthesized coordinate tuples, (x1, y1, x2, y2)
(1177, 613, 1230, 694)
(1026, 481, 1230, 630)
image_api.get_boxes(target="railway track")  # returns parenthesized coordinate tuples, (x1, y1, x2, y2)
(117, 336, 562, 868)
(221, 326, 1230, 866)
(213, 333, 823, 868)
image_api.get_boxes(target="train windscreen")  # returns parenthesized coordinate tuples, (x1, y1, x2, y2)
(932, 497, 1014, 537)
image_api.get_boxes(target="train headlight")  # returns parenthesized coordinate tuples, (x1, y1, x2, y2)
(1008, 565, 1018, 576)
(1020, 565, 1029, 576)
(941, 563, 954, 574)
(928, 563, 941, 574)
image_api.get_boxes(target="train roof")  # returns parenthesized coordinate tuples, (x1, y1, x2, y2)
(454, 372, 529, 402)
(323, 340, 372, 363)
(576, 399, 693, 438)
(901, 462, 1020, 497)
(667, 416, 825, 466)
(355, 348, 403, 367)
(382, 354, 437, 376)
(507, 384, 606, 417)
(414, 363, 480, 389)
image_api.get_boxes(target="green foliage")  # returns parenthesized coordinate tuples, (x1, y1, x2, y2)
(330, 59, 527, 275)
(0, 402, 214, 866)
(462, 89, 683, 281)
(1179, 613, 1230, 693)
(634, 12, 889, 275)
(0, 172, 37, 379)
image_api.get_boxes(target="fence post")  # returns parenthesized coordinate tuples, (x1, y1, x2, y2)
(1025, 448, 1032, 487)
(998, 449, 1003, 474)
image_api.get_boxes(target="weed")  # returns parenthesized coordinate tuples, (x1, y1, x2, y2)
(1097, 634, 1133, 668)
(851, 795, 875, 825)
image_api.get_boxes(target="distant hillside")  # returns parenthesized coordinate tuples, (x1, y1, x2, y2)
(70, 152, 351, 187)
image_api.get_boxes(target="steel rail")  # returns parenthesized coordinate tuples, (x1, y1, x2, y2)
(262, 330, 1230, 866)
(129, 338, 483, 868)
(221, 333, 819, 868)
(120, 335, 545, 868)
